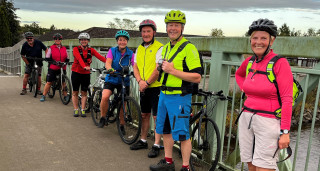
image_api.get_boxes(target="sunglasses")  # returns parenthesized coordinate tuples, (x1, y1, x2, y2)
(26, 37, 33, 40)
(54, 38, 62, 40)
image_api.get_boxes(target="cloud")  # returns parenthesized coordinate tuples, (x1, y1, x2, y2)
(15, 0, 320, 14)
(21, 21, 40, 24)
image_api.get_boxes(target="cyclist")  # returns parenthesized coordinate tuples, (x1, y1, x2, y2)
(130, 19, 163, 158)
(98, 30, 135, 132)
(20, 32, 48, 95)
(72, 32, 106, 117)
(235, 19, 292, 171)
(149, 10, 202, 171)
(40, 33, 69, 102)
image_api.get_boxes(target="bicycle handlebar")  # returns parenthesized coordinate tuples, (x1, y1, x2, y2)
(197, 89, 232, 101)
(90, 67, 106, 74)
(47, 61, 73, 66)
(24, 57, 46, 61)
(104, 70, 134, 78)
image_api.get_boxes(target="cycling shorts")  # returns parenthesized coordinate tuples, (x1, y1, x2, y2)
(140, 87, 160, 116)
(238, 111, 280, 169)
(156, 92, 192, 141)
(46, 69, 66, 82)
(103, 82, 129, 96)
(71, 71, 90, 92)
(25, 64, 42, 76)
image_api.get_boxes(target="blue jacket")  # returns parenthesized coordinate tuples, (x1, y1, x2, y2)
(105, 46, 133, 86)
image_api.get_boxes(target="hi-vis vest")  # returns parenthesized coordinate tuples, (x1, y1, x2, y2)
(136, 40, 163, 88)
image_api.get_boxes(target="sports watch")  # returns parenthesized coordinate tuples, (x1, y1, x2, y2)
(280, 129, 290, 135)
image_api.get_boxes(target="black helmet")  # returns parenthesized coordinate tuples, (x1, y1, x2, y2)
(248, 19, 277, 37)
(53, 33, 63, 39)
(24, 32, 34, 38)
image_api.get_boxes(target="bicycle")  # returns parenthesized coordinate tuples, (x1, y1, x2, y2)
(187, 89, 231, 171)
(46, 61, 73, 105)
(75, 67, 107, 125)
(25, 57, 45, 98)
(99, 67, 142, 145)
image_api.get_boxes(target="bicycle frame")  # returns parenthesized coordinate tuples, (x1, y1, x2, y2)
(190, 90, 230, 149)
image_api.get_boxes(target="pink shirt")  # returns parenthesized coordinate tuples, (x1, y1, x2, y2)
(235, 50, 293, 130)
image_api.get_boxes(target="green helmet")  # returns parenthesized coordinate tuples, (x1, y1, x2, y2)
(164, 10, 186, 24)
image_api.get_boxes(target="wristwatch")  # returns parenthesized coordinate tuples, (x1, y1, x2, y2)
(280, 129, 290, 135)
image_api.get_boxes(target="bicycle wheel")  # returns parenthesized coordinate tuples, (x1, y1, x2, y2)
(116, 96, 141, 145)
(28, 76, 33, 92)
(107, 94, 118, 124)
(59, 75, 72, 105)
(79, 89, 92, 112)
(33, 69, 39, 98)
(189, 118, 221, 171)
(91, 88, 102, 126)
(47, 81, 56, 98)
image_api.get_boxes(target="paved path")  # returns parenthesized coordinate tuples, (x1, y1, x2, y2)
(0, 76, 182, 171)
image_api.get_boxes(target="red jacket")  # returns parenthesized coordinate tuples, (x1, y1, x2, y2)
(49, 45, 68, 70)
(72, 46, 106, 74)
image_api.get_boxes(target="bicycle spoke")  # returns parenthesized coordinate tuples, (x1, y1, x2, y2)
(190, 118, 221, 171)
(117, 97, 141, 145)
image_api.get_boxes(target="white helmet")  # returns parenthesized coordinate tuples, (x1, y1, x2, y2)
(78, 32, 90, 40)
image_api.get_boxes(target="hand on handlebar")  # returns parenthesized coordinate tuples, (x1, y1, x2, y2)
(84, 66, 90, 71)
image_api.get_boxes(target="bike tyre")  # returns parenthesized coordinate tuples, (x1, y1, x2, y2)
(189, 118, 221, 171)
(79, 89, 92, 112)
(47, 81, 56, 98)
(33, 69, 39, 98)
(59, 75, 72, 105)
(107, 93, 118, 124)
(91, 88, 102, 126)
(116, 96, 142, 145)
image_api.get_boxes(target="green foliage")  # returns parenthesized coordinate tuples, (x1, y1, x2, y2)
(21, 22, 51, 36)
(107, 18, 138, 30)
(278, 23, 291, 36)
(0, 0, 20, 47)
(210, 28, 224, 37)
(0, 4, 11, 47)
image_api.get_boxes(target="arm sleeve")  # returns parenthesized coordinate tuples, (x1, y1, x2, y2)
(274, 59, 293, 130)
(134, 48, 138, 63)
(155, 46, 163, 63)
(45, 48, 52, 58)
(185, 45, 201, 71)
(40, 41, 47, 51)
(235, 58, 250, 91)
(106, 49, 113, 60)
(92, 48, 106, 63)
(73, 47, 86, 68)
(131, 53, 135, 66)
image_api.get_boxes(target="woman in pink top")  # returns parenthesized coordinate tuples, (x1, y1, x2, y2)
(235, 19, 293, 171)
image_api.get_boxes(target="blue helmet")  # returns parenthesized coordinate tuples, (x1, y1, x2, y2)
(115, 30, 130, 40)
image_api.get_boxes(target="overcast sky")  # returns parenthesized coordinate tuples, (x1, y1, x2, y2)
(15, 0, 320, 36)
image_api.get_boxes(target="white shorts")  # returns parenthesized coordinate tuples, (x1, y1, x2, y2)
(238, 112, 280, 169)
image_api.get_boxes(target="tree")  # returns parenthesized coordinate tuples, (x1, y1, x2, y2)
(317, 29, 320, 36)
(304, 28, 316, 37)
(278, 23, 290, 36)
(50, 24, 56, 31)
(0, 4, 12, 47)
(290, 28, 302, 37)
(106, 18, 138, 30)
(210, 28, 224, 37)
(0, 0, 20, 46)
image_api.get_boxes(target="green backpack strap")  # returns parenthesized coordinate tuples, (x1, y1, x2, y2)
(245, 56, 256, 77)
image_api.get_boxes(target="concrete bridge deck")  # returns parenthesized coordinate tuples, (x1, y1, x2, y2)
(0, 76, 182, 171)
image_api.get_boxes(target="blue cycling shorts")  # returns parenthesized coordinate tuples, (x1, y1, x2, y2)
(155, 91, 192, 141)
